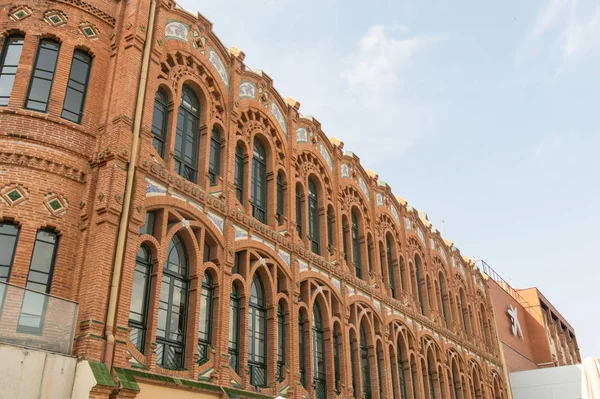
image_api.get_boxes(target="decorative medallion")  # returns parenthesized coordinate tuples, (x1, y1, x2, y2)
(341, 163, 350, 178)
(0, 184, 28, 206)
(164, 20, 189, 42)
(296, 128, 308, 143)
(43, 193, 68, 217)
(9, 5, 32, 21)
(43, 10, 68, 27)
(270, 101, 288, 138)
(239, 81, 256, 99)
(405, 218, 411, 230)
(208, 47, 230, 90)
(79, 21, 99, 39)
(376, 193, 383, 206)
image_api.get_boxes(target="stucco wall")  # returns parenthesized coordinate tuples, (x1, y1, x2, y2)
(510, 365, 582, 399)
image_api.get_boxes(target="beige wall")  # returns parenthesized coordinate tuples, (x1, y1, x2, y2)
(137, 382, 222, 399)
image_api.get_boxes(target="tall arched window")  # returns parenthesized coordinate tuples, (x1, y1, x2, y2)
(228, 284, 240, 372)
(277, 302, 285, 381)
(25, 39, 60, 112)
(415, 255, 425, 314)
(174, 86, 200, 182)
(61, 49, 92, 123)
(377, 345, 385, 399)
(234, 144, 245, 204)
(411, 356, 419, 399)
(296, 184, 303, 237)
(313, 303, 327, 399)
(459, 289, 468, 333)
(480, 304, 490, 345)
(197, 271, 213, 362)
(248, 275, 267, 387)
(308, 178, 320, 254)
(387, 236, 396, 299)
(427, 351, 437, 399)
(333, 324, 342, 394)
(0, 222, 19, 282)
(251, 139, 267, 224)
(360, 326, 372, 399)
(327, 207, 335, 254)
(398, 336, 409, 399)
(0, 35, 24, 106)
(276, 173, 284, 225)
(351, 211, 362, 279)
(367, 236, 374, 274)
(157, 233, 188, 369)
(439, 275, 449, 328)
(208, 128, 221, 186)
(151, 89, 169, 157)
(299, 311, 307, 387)
(129, 245, 152, 352)
(342, 217, 349, 261)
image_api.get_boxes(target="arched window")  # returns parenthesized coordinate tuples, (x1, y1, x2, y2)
(427, 351, 437, 399)
(350, 331, 358, 395)
(248, 275, 267, 387)
(151, 89, 169, 157)
(174, 86, 200, 182)
(0, 35, 24, 106)
(25, 39, 60, 112)
(415, 255, 425, 314)
(0, 222, 20, 282)
(411, 356, 419, 399)
(61, 49, 92, 123)
(333, 324, 342, 394)
(234, 144, 245, 204)
(342, 217, 349, 261)
(439, 274, 449, 328)
(197, 271, 213, 362)
(351, 211, 362, 279)
(360, 326, 372, 398)
(277, 302, 285, 381)
(313, 303, 327, 399)
(398, 336, 409, 399)
(208, 128, 221, 185)
(400, 257, 408, 292)
(459, 289, 468, 333)
(276, 173, 284, 225)
(296, 184, 303, 237)
(387, 236, 396, 299)
(156, 233, 188, 369)
(327, 207, 334, 254)
(367, 235, 374, 274)
(299, 311, 307, 387)
(377, 345, 385, 399)
(251, 139, 267, 224)
(451, 359, 462, 399)
(228, 284, 240, 372)
(308, 178, 320, 254)
(129, 245, 152, 352)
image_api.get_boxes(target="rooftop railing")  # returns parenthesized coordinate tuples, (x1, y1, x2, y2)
(0, 281, 78, 355)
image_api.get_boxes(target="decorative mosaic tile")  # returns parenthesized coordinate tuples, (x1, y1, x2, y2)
(374, 300, 381, 311)
(319, 144, 333, 170)
(270, 102, 288, 138)
(417, 228, 425, 243)
(43, 10, 68, 27)
(278, 249, 290, 267)
(208, 47, 230, 90)
(239, 81, 256, 99)
(332, 277, 341, 292)
(347, 286, 355, 297)
(386, 305, 392, 317)
(296, 128, 308, 143)
(358, 176, 369, 200)
(391, 205, 400, 224)
(164, 20, 189, 42)
(9, 5, 32, 21)
(79, 22, 99, 39)
(43, 193, 68, 217)
(376, 193, 383, 206)
(145, 178, 166, 197)
(341, 164, 350, 178)
(298, 259, 309, 272)
(1, 185, 28, 206)
(251, 235, 275, 250)
(207, 211, 224, 234)
(234, 224, 249, 241)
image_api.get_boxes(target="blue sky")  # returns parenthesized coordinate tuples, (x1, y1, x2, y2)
(182, 0, 600, 358)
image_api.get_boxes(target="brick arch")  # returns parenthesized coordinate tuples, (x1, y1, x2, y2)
(235, 107, 288, 163)
(295, 151, 333, 199)
(340, 185, 371, 225)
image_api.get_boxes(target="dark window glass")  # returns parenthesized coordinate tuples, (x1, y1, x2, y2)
(139, 211, 156, 236)
(333, 326, 341, 394)
(203, 242, 211, 263)
(277, 302, 285, 381)
(352, 211, 362, 279)
(367, 237, 374, 274)
(415, 255, 425, 314)
(151, 89, 169, 157)
(398, 339, 408, 399)
(411, 358, 419, 399)
(197, 272, 213, 362)
(0, 222, 19, 282)
(174, 85, 199, 182)
(251, 139, 267, 224)
(19, 230, 58, 334)
(299, 312, 306, 387)
(234, 144, 245, 204)
(360, 326, 372, 399)
(428, 356, 437, 399)
(387, 238, 396, 299)
(0, 35, 24, 106)
(25, 39, 60, 112)
(439, 276, 448, 328)
(342, 219, 349, 261)
(276, 173, 284, 225)
(377, 349, 384, 399)
(208, 128, 221, 186)
(228, 284, 240, 372)
(351, 333, 358, 395)
(313, 304, 327, 399)
(327, 208, 334, 254)
(156, 233, 188, 369)
(61, 50, 92, 123)
(129, 245, 152, 352)
(308, 179, 320, 254)
(296, 185, 303, 237)
(248, 275, 267, 387)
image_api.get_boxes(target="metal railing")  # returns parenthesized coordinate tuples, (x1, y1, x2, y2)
(0, 281, 78, 355)
(478, 260, 528, 304)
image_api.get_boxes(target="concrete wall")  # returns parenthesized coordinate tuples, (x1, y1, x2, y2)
(137, 382, 221, 399)
(510, 365, 582, 399)
(0, 343, 77, 399)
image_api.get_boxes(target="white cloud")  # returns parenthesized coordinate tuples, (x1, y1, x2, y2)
(341, 25, 447, 92)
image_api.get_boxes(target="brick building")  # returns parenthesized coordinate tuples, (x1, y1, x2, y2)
(482, 262, 581, 374)
(0, 0, 508, 398)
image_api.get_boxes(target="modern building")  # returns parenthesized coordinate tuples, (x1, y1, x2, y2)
(481, 262, 581, 374)
(0, 1, 508, 398)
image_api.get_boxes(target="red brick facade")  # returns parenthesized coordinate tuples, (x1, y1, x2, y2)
(0, 1, 507, 398)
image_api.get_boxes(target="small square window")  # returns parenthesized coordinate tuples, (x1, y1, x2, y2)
(48, 199, 63, 211)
